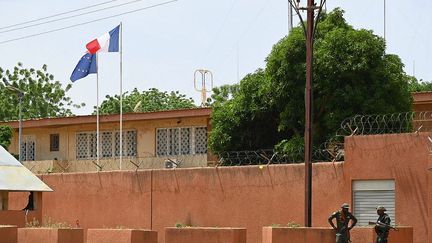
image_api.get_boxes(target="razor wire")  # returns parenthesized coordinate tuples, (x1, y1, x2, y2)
(217, 111, 432, 166)
(340, 111, 432, 135)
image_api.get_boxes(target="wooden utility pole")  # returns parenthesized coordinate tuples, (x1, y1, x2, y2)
(304, 0, 314, 227)
(289, 0, 326, 227)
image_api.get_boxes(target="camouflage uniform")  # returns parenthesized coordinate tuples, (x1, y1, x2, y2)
(375, 206, 391, 243)
(328, 204, 358, 243)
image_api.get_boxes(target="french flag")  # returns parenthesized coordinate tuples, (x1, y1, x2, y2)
(86, 25, 120, 54)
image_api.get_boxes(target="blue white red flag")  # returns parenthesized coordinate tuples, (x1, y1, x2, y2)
(70, 53, 97, 82)
(86, 25, 120, 54)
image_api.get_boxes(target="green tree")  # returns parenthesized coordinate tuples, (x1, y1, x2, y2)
(96, 88, 196, 115)
(408, 77, 432, 92)
(0, 63, 83, 121)
(206, 84, 239, 105)
(0, 125, 12, 150)
(209, 70, 283, 154)
(209, 8, 412, 155)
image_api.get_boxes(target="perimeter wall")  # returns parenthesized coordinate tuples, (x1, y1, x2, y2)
(7, 133, 431, 243)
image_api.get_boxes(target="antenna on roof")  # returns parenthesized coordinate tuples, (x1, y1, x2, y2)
(194, 69, 214, 107)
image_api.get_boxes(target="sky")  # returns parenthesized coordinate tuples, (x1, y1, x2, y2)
(0, 0, 431, 115)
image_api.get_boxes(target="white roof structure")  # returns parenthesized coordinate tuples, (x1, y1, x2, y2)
(0, 146, 52, 192)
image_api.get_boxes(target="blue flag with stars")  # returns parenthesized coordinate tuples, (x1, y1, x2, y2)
(70, 53, 97, 82)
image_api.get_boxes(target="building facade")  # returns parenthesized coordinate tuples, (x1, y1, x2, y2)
(0, 108, 212, 173)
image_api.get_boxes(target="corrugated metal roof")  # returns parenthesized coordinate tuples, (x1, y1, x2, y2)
(0, 146, 52, 192)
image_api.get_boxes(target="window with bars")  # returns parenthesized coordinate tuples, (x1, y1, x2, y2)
(20, 136, 36, 161)
(156, 127, 207, 156)
(50, 134, 60, 151)
(75, 130, 137, 159)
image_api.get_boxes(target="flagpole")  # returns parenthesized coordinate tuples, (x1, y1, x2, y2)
(119, 22, 123, 170)
(96, 53, 100, 166)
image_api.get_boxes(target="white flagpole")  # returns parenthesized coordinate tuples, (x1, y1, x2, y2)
(119, 22, 123, 170)
(96, 53, 100, 165)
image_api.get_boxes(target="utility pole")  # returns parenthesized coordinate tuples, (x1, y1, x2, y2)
(288, 1, 293, 32)
(288, 0, 326, 227)
(5, 83, 25, 163)
(413, 60, 415, 77)
(304, 0, 314, 227)
(384, 0, 386, 40)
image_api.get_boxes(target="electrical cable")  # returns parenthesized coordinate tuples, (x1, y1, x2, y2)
(0, 0, 148, 34)
(203, 0, 238, 59)
(0, 0, 178, 45)
(0, 0, 121, 30)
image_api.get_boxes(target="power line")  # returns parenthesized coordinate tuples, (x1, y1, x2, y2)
(0, 0, 148, 34)
(203, 0, 238, 60)
(212, 1, 269, 69)
(0, 0, 120, 30)
(0, 0, 178, 45)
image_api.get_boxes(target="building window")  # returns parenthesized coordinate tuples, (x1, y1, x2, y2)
(124, 130, 137, 156)
(20, 135, 36, 161)
(353, 180, 395, 226)
(75, 130, 137, 160)
(156, 127, 207, 156)
(194, 127, 208, 154)
(50, 134, 60, 151)
(101, 131, 113, 158)
(114, 130, 137, 157)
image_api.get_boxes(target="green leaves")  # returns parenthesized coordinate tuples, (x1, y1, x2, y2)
(95, 88, 196, 115)
(209, 70, 283, 154)
(209, 8, 413, 156)
(0, 125, 12, 150)
(407, 76, 432, 92)
(0, 63, 82, 121)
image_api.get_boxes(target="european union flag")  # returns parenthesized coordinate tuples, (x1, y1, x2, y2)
(70, 53, 97, 82)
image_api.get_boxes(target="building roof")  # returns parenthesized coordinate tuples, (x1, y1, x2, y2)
(0, 146, 52, 192)
(0, 108, 212, 129)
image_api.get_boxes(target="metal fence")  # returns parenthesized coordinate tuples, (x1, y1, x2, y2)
(217, 111, 432, 166)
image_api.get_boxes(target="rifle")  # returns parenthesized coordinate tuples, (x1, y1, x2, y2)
(368, 221, 398, 231)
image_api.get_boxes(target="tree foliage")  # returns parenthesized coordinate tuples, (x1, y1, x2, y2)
(0, 125, 12, 150)
(209, 70, 282, 153)
(408, 77, 432, 92)
(209, 8, 413, 155)
(96, 88, 196, 115)
(0, 63, 83, 121)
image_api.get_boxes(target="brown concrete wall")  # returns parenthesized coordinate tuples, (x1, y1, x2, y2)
(41, 171, 152, 230)
(151, 164, 344, 243)
(6, 133, 429, 243)
(0, 192, 43, 227)
(350, 227, 375, 242)
(344, 133, 429, 243)
(87, 229, 157, 243)
(165, 227, 246, 243)
(22, 164, 340, 243)
(0, 211, 39, 227)
(262, 227, 335, 243)
(0, 225, 17, 243)
(351, 227, 413, 243)
(17, 228, 84, 243)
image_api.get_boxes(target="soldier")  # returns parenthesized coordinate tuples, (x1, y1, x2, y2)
(328, 203, 358, 243)
(372, 206, 392, 243)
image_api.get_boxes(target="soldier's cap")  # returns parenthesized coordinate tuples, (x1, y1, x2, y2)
(341, 203, 350, 209)
(376, 206, 387, 211)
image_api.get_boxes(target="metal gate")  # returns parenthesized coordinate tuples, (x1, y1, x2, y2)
(353, 180, 395, 226)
